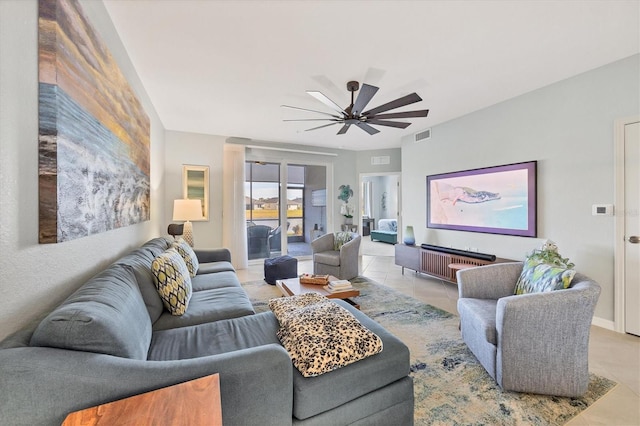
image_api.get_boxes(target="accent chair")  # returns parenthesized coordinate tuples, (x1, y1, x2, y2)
(456, 262, 601, 397)
(310, 232, 361, 280)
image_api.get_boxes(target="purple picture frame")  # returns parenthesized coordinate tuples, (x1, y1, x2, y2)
(427, 161, 537, 237)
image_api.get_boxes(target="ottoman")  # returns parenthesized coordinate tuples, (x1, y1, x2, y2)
(264, 255, 298, 285)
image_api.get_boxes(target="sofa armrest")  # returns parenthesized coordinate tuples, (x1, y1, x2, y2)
(457, 262, 523, 299)
(311, 233, 334, 253)
(194, 248, 231, 263)
(495, 281, 600, 394)
(0, 344, 293, 426)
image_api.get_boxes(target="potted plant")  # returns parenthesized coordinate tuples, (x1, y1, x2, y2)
(338, 184, 354, 225)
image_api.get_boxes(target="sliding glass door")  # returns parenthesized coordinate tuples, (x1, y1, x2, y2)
(245, 161, 327, 260)
(245, 162, 280, 260)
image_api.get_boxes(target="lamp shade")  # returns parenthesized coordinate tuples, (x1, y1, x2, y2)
(173, 199, 203, 221)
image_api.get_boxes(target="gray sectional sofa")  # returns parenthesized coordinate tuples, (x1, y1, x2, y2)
(0, 237, 413, 425)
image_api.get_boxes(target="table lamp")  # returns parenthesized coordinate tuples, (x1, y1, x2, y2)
(172, 199, 203, 247)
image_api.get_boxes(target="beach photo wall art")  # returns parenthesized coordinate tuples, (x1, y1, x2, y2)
(38, 0, 150, 243)
(427, 161, 537, 237)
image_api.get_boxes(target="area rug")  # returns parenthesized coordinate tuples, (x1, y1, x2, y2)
(241, 276, 617, 426)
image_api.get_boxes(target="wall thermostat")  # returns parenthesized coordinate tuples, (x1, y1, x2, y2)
(592, 204, 614, 216)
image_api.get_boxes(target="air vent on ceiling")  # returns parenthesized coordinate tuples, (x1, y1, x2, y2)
(415, 128, 431, 142)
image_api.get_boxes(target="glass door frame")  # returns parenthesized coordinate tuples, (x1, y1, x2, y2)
(244, 153, 333, 260)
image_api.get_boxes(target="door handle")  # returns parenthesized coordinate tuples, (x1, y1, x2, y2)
(628, 236, 640, 244)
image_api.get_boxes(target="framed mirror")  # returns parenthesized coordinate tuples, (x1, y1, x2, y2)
(182, 165, 209, 221)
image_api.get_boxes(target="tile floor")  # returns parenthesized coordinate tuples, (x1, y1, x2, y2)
(237, 245, 640, 425)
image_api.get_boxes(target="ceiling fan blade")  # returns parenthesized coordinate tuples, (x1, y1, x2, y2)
(283, 118, 340, 122)
(351, 84, 379, 116)
(307, 91, 347, 115)
(281, 105, 342, 119)
(305, 122, 340, 132)
(366, 119, 411, 129)
(362, 92, 422, 116)
(370, 110, 429, 120)
(355, 122, 380, 135)
(337, 124, 351, 135)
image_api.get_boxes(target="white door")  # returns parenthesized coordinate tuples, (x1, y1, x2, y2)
(624, 121, 640, 336)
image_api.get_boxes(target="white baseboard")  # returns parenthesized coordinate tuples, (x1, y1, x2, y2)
(592, 316, 616, 331)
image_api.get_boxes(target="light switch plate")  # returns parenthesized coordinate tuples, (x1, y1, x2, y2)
(592, 204, 614, 216)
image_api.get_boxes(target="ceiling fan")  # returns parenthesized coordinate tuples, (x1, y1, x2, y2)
(282, 80, 429, 135)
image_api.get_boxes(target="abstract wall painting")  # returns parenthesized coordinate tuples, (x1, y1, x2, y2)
(427, 161, 537, 237)
(38, 0, 150, 243)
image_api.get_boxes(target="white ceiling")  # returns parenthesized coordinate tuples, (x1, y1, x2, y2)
(103, 0, 639, 151)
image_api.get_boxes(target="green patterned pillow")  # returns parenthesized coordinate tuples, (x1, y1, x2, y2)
(172, 238, 199, 277)
(514, 257, 576, 295)
(151, 248, 192, 315)
(333, 232, 352, 251)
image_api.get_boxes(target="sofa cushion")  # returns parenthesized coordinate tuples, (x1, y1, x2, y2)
(190, 270, 242, 292)
(172, 238, 199, 277)
(116, 249, 164, 323)
(152, 287, 255, 331)
(30, 264, 152, 360)
(378, 219, 397, 232)
(196, 261, 235, 275)
(141, 237, 172, 257)
(269, 295, 383, 377)
(151, 249, 193, 316)
(314, 251, 340, 267)
(291, 300, 410, 420)
(457, 298, 498, 345)
(148, 312, 280, 361)
(514, 257, 576, 295)
(333, 231, 352, 250)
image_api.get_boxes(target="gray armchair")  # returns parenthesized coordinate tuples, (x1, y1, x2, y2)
(310, 232, 361, 280)
(456, 262, 601, 397)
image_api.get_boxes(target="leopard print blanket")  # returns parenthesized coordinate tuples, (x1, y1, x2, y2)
(268, 293, 383, 377)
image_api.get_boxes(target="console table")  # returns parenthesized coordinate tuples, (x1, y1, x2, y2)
(395, 244, 515, 284)
(62, 374, 222, 426)
(341, 224, 358, 233)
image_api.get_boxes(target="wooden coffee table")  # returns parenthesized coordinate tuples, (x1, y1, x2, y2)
(276, 276, 360, 309)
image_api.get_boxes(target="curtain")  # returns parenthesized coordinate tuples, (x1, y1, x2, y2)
(363, 180, 373, 218)
(222, 144, 248, 269)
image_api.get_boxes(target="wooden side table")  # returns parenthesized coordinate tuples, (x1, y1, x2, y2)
(62, 374, 222, 426)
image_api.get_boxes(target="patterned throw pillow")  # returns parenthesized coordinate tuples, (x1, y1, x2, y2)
(172, 238, 199, 277)
(514, 257, 576, 295)
(151, 248, 192, 315)
(333, 231, 352, 251)
(268, 294, 382, 377)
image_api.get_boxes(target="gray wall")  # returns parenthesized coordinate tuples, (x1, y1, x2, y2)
(356, 148, 402, 173)
(164, 131, 226, 248)
(0, 0, 166, 340)
(401, 55, 640, 323)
